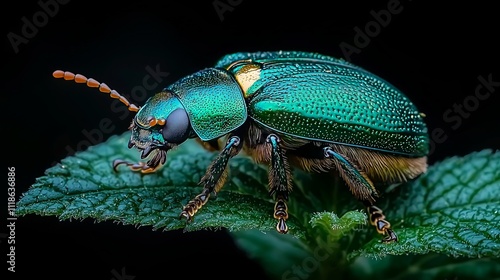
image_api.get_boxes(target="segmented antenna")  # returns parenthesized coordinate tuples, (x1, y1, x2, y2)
(52, 70, 139, 112)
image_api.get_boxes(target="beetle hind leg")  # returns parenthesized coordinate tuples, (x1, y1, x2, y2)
(323, 146, 398, 243)
(266, 134, 293, 234)
(179, 136, 242, 223)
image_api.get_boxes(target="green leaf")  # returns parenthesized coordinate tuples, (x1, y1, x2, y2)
(232, 211, 368, 279)
(232, 150, 500, 280)
(232, 230, 312, 280)
(16, 132, 304, 236)
(309, 210, 367, 240)
(16, 126, 500, 279)
(349, 254, 500, 280)
(351, 149, 500, 260)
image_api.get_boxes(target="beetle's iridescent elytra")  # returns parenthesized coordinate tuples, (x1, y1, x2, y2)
(53, 51, 429, 242)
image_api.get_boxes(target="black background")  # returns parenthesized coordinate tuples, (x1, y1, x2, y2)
(3, 0, 499, 279)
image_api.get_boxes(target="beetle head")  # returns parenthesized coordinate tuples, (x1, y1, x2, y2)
(128, 91, 192, 165)
(52, 70, 192, 171)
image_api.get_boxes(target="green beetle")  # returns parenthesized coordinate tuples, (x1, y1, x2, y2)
(53, 51, 429, 242)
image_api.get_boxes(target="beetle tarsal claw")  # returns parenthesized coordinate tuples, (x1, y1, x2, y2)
(274, 199, 289, 234)
(383, 228, 398, 243)
(367, 205, 398, 243)
(179, 189, 211, 223)
(179, 211, 193, 222)
(276, 218, 289, 234)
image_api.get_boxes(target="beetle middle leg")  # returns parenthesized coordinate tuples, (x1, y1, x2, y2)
(266, 134, 293, 234)
(179, 135, 242, 222)
(323, 146, 398, 243)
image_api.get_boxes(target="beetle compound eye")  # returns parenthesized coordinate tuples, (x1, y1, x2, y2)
(162, 109, 190, 144)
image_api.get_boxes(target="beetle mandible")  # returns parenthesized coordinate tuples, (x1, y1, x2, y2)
(53, 51, 429, 242)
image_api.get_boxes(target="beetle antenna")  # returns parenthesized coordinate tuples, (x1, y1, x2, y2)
(52, 70, 139, 112)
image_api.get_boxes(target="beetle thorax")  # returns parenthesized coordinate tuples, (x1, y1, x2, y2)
(165, 68, 248, 141)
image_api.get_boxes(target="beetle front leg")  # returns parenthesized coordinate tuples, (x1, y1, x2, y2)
(266, 134, 293, 234)
(113, 149, 167, 174)
(323, 147, 398, 243)
(179, 136, 242, 222)
(112, 160, 158, 174)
